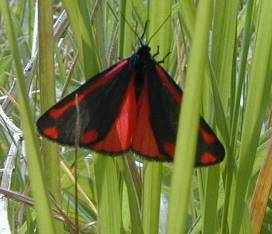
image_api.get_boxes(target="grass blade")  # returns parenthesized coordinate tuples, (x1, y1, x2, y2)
(0, 1, 56, 233)
(167, 1, 213, 233)
(230, 1, 272, 232)
(142, 2, 171, 234)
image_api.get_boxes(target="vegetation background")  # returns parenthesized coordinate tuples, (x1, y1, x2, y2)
(0, 0, 272, 233)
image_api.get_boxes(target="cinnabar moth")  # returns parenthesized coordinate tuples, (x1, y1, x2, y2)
(37, 45, 225, 167)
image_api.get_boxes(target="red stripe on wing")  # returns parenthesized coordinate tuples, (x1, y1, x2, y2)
(90, 73, 137, 152)
(132, 77, 162, 159)
(155, 65, 181, 104)
(49, 60, 129, 119)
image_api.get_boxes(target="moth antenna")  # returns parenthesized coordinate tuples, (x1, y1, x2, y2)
(121, 14, 143, 44)
(140, 21, 148, 42)
(107, 2, 143, 45)
(147, 13, 171, 45)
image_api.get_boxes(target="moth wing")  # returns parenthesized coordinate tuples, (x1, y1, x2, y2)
(37, 59, 137, 153)
(132, 64, 225, 166)
(132, 64, 181, 160)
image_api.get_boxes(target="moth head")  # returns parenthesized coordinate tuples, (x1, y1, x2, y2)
(137, 45, 151, 57)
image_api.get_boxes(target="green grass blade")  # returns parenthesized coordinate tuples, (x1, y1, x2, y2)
(38, 0, 61, 206)
(117, 157, 143, 234)
(141, 2, 172, 234)
(167, 1, 213, 233)
(211, 0, 240, 109)
(94, 156, 122, 234)
(178, 2, 228, 232)
(142, 162, 162, 234)
(230, 1, 272, 233)
(220, 1, 254, 233)
(62, 0, 100, 77)
(210, 1, 240, 233)
(0, 1, 56, 234)
(202, 166, 220, 233)
(119, 0, 135, 58)
(118, 2, 143, 233)
(177, 0, 195, 41)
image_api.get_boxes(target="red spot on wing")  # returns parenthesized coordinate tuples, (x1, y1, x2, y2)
(80, 130, 98, 144)
(92, 75, 136, 152)
(49, 60, 129, 119)
(163, 142, 175, 157)
(132, 78, 161, 159)
(42, 127, 59, 140)
(200, 152, 217, 165)
(200, 127, 216, 144)
(155, 65, 181, 104)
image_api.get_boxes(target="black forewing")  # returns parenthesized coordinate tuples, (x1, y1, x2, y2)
(37, 59, 133, 147)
